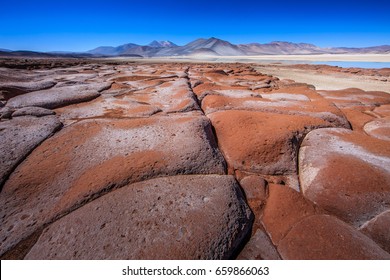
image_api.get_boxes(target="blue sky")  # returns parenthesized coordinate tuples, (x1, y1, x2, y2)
(1, 0, 389, 52)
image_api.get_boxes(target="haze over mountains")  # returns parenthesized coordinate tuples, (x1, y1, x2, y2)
(1, 38, 390, 57)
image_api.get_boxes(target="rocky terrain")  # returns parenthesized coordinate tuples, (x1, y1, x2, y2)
(0, 58, 390, 260)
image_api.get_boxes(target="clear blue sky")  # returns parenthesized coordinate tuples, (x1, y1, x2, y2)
(1, 0, 389, 52)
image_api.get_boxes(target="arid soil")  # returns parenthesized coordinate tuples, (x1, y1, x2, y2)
(1, 58, 390, 259)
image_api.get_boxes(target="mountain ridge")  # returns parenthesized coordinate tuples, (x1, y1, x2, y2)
(86, 37, 390, 57)
(2, 37, 390, 58)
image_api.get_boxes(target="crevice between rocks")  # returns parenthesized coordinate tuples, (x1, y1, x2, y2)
(0, 228, 43, 260)
(186, 67, 205, 116)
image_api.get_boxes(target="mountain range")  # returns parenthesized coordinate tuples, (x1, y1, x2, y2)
(87, 37, 390, 57)
(1, 38, 390, 58)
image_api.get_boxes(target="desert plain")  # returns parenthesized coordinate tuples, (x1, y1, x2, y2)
(0, 56, 390, 259)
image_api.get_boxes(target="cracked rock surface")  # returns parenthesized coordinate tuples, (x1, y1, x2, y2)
(1, 59, 389, 259)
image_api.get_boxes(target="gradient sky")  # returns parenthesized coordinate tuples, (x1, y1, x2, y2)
(1, 0, 389, 52)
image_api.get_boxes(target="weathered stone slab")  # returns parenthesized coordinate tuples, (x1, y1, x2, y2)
(7, 82, 111, 109)
(24, 175, 253, 259)
(208, 110, 332, 174)
(299, 128, 390, 227)
(0, 114, 226, 257)
(278, 215, 390, 259)
(0, 116, 62, 188)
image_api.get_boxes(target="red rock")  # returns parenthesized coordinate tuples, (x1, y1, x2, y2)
(360, 210, 390, 254)
(24, 175, 253, 259)
(339, 107, 375, 132)
(374, 104, 390, 117)
(261, 184, 322, 245)
(55, 95, 161, 126)
(0, 114, 226, 257)
(239, 175, 267, 213)
(201, 93, 350, 128)
(363, 117, 390, 141)
(299, 128, 390, 227)
(208, 110, 332, 175)
(318, 88, 390, 108)
(278, 215, 390, 259)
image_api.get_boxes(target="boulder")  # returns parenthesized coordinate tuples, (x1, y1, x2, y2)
(127, 78, 200, 114)
(24, 175, 253, 259)
(0, 114, 226, 257)
(0, 81, 56, 100)
(239, 175, 267, 213)
(363, 117, 390, 141)
(318, 88, 390, 108)
(278, 215, 390, 259)
(55, 95, 161, 126)
(299, 128, 390, 227)
(0, 106, 13, 119)
(6, 82, 111, 109)
(374, 104, 390, 117)
(237, 229, 281, 260)
(360, 210, 390, 254)
(261, 184, 322, 245)
(12, 107, 55, 118)
(208, 110, 332, 175)
(0, 116, 62, 188)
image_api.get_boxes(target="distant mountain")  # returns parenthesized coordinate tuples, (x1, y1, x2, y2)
(238, 41, 327, 55)
(87, 43, 140, 56)
(0, 50, 106, 58)
(175, 37, 246, 56)
(330, 45, 390, 54)
(87, 38, 390, 57)
(87, 41, 177, 57)
(2, 38, 389, 58)
(148, 40, 177, 48)
(87, 37, 247, 57)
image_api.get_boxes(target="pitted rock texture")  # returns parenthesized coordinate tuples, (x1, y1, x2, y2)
(24, 175, 253, 260)
(7, 82, 111, 109)
(12, 106, 55, 118)
(1, 59, 389, 259)
(0, 114, 225, 257)
(0, 116, 62, 188)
